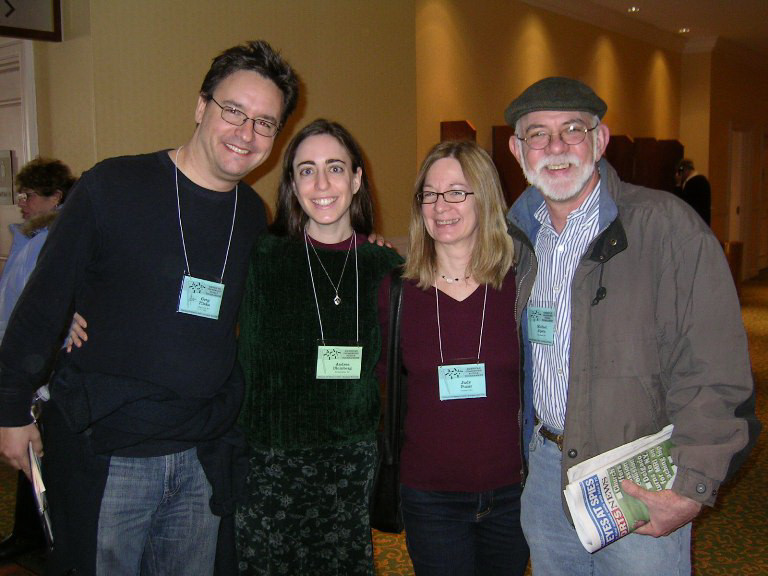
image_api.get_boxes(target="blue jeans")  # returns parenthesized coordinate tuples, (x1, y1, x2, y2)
(400, 483, 529, 576)
(96, 447, 219, 575)
(521, 427, 691, 576)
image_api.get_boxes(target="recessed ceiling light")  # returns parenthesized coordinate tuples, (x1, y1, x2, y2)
(627, 6, 640, 13)
(678, 27, 690, 34)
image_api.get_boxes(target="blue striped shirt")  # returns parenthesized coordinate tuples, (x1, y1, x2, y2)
(530, 183, 602, 430)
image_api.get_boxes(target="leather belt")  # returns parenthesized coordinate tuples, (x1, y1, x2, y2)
(536, 419, 563, 451)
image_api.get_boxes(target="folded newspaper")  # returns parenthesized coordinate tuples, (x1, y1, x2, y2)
(563, 424, 675, 553)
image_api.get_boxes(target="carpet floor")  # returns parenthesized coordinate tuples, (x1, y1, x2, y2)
(1, 271, 766, 575)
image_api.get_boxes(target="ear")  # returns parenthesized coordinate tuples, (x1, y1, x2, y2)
(594, 124, 610, 161)
(508, 135, 523, 168)
(194, 95, 207, 125)
(352, 167, 362, 195)
(52, 189, 63, 205)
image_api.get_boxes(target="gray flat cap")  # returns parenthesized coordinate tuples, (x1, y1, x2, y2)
(504, 77, 607, 127)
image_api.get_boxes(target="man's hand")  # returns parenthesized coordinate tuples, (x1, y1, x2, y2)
(367, 233, 393, 248)
(65, 312, 88, 352)
(0, 424, 41, 480)
(621, 479, 703, 537)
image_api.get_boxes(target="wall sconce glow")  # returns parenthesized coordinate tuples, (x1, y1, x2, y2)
(627, 6, 640, 13)
(677, 27, 690, 34)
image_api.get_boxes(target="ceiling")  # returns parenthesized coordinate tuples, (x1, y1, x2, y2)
(522, 0, 768, 58)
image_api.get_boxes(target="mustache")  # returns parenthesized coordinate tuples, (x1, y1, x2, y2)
(530, 154, 582, 172)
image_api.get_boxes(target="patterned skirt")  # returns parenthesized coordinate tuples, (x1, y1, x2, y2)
(235, 439, 377, 575)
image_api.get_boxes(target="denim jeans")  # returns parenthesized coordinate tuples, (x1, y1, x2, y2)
(96, 447, 219, 575)
(400, 483, 529, 576)
(521, 427, 692, 576)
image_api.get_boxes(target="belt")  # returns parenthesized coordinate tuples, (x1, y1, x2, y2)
(536, 419, 563, 451)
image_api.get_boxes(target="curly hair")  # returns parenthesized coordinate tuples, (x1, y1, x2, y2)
(16, 158, 77, 204)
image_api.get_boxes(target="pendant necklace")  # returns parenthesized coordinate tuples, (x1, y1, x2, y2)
(305, 229, 354, 306)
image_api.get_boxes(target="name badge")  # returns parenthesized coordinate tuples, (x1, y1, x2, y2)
(177, 274, 224, 320)
(438, 362, 486, 401)
(316, 343, 363, 380)
(528, 305, 556, 345)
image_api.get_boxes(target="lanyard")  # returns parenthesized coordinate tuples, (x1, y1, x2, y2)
(435, 283, 488, 363)
(304, 229, 360, 343)
(174, 147, 237, 282)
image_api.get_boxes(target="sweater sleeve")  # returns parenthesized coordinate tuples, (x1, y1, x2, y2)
(0, 178, 98, 426)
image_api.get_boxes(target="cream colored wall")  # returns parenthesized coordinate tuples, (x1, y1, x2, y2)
(415, 0, 681, 174)
(708, 40, 768, 276)
(679, 51, 711, 179)
(32, 0, 416, 236)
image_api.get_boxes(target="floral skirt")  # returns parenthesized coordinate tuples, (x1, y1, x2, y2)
(235, 439, 377, 575)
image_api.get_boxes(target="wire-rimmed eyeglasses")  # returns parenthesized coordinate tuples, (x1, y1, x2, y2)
(210, 97, 280, 138)
(516, 124, 598, 150)
(416, 190, 475, 204)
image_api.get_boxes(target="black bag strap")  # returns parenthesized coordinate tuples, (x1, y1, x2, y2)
(382, 267, 404, 466)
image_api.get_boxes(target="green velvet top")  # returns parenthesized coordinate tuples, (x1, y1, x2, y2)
(237, 233, 403, 450)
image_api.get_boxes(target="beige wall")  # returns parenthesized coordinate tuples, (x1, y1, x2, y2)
(33, 0, 416, 235)
(416, 0, 681, 171)
(26, 0, 768, 263)
(708, 40, 768, 275)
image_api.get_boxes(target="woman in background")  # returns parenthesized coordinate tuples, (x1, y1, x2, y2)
(388, 140, 528, 576)
(0, 158, 76, 562)
(234, 119, 402, 575)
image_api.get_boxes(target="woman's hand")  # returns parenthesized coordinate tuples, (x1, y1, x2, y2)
(65, 312, 88, 352)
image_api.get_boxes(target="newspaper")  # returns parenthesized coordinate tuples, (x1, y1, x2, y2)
(563, 424, 675, 553)
(28, 442, 54, 549)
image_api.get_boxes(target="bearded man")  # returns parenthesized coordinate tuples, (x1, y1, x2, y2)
(504, 77, 759, 575)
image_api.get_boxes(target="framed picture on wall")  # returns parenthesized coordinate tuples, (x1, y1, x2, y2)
(0, 0, 62, 42)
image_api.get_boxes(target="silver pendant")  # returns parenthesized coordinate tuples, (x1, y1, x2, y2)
(334, 295, 341, 306)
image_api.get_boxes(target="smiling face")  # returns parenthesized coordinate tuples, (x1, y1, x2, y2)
(421, 157, 478, 250)
(292, 134, 362, 241)
(188, 69, 284, 191)
(511, 110, 608, 206)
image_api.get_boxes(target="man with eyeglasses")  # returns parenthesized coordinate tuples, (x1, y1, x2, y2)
(0, 40, 298, 575)
(505, 77, 758, 575)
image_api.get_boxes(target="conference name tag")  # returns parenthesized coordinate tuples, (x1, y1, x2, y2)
(528, 305, 556, 345)
(438, 362, 486, 401)
(316, 344, 363, 380)
(177, 275, 224, 320)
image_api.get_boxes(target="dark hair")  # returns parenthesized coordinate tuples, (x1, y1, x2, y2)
(16, 157, 76, 204)
(199, 40, 299, 126)
(270, 119, 374, 238)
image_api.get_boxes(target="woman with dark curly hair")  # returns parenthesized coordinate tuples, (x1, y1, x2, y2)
(0, 157, 76, 563)
(234, 119, 402, 575)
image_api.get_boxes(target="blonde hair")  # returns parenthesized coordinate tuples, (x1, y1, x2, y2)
(404, 141, 514, 290)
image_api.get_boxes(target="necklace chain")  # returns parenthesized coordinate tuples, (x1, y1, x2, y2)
(306, 232, 354, 305)
(440, 273, 470, 284)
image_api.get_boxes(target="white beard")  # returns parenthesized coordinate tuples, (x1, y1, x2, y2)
(521, 151, 597, 203)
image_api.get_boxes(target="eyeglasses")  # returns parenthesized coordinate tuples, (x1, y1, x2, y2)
(517, 124, 598, 150)
(210, 97, 280, 138)
(16, 190, 41, 202)
(416, 190, 475, 204)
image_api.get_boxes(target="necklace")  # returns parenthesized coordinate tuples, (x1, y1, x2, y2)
(305, 230, 354, 305)
(440, 273, 470, 284)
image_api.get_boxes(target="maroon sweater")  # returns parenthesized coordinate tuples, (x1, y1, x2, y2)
(379, 271, 522, 492)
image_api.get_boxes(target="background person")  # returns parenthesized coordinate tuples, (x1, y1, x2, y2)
(0, 40, 298, 575)
(385, 140, 528, 576)
(674, 158, 711, 225)
(234, 119, 402, 575)
(505, 76, 757, 575)
(0, 158, 76, 564)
